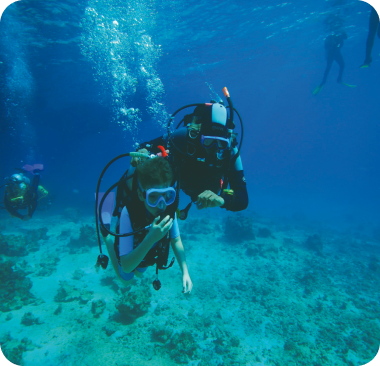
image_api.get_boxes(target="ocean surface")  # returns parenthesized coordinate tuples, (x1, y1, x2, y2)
(0, 0, 379, 365)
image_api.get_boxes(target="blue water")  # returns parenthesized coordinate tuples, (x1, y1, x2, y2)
(0, 0, 379, 365)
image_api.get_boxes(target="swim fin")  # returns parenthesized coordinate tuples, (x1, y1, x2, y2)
(341, 82, 356, 88)
(312, 84, 324, 96)
(360, 57, 372, 68)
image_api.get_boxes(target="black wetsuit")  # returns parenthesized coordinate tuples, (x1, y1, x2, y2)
(321, 33, 346, 85)
(138, 131, 248, 212)
(363, 8, 380, 66)
(3, 174, 40, 219)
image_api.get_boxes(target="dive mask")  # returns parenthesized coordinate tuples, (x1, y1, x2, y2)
(139, 184, 176, 208)
(201, 135, 230, 151)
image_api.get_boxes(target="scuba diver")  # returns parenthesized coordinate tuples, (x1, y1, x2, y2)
(1, 164, 47, 221)
(94, 87, 243, 289)
(95, 150, 192, 292)
(129, 87, 248, 220)
(313, 32, 356, 96)
(360, 7, 380, 68)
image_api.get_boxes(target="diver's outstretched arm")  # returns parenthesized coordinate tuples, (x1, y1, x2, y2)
(3, 196, 24, 219)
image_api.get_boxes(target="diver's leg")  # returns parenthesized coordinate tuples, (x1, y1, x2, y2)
(313, 51, 334, 95)
(321, 54, 334, 85)
(362, 8, 380, 66)
(103, 235, 134, 286)
(335, 51, 345, 83)
(134, 267, 148, 278)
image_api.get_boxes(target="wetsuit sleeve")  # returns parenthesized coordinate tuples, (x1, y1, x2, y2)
(220, 152, 248, 212)
(169, 212, 180, 239)
(119, 207, 134, 257)
(3, 193, 24, 219)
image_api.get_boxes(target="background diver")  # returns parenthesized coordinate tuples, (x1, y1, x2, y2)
(360, 7, 380, 68)
(313, 31, 356, 95)
(128, 94, 248, 220)
(1, 164, 47, 221)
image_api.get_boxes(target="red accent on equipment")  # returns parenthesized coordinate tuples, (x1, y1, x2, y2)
(221, 179, 223, 188)
(157, 145, 168, 158)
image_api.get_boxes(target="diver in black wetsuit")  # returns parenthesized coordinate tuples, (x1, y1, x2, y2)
(2, 167, 45, 221)
(360, 7, 380, 68)
(313, 32, 355, 95)
(127, 102, 248, 218)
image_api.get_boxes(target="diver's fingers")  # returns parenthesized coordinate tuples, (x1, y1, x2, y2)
(162, 218, 173, 232)
(204, 191, 215, 201)
(196, 199, 205, 210)
(159, 215, 171, 229)
(152, 216, 160, 226)
(159, 215, 171, 226)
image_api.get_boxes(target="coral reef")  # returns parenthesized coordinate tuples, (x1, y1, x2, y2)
(91, 299, 106, 318)
(72, 269, 85, 280)
(54, 304, 62, 315)
(304, 234, 323, 254)
(0, 234, 28, 257)
(151, 326, 173, 343)
(283, 237, 294, 245)
(0, 333, 36, 365)
(62, 207, 81, 223)
(102, 324, 117, 337)
(57, 229, 71, 241)
(245, 242, 260, 257)
(245, 241, 279, 259)
(54, 281, 93, 304)
(36, 252, 60, 277)
(24, 227, 49, 252)
(184, 218, 211, 235)
(0, 256, 42, 312)
(368, 255, 380, 273)
(223, 213, 255, 243)
(21, 312, 43, 326)
(68, 224, 97, 254)
(257, 227, 275, 238)
(167, 331, 197, 364)
(0, 228, 49, 256)
(114, 281, 152, 323)
(26, 227, 49, 243)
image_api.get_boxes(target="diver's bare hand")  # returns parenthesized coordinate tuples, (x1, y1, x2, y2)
(182, 272, 193, 294)
(131, 148, 149, 167)
(196, 190, 224, 210)
(146, 215, 173, 242)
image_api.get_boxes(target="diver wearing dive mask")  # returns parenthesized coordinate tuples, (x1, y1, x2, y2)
(130, 92, 248, 218)
(97, 156, 193, 293)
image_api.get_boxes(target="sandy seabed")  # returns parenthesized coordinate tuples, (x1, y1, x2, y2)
(0, 209, 379, 366)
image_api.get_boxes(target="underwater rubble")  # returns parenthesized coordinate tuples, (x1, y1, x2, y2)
(0, 213, 379, 366)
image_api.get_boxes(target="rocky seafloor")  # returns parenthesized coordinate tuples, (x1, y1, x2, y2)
(0, 208, 379, 366)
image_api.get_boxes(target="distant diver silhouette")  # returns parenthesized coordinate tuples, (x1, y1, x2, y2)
(313, 32, 356, 95)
